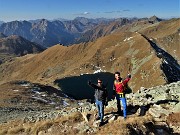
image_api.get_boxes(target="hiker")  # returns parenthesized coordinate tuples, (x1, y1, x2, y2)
(113, 71, 131, 119)
(88, 78, 108, 125)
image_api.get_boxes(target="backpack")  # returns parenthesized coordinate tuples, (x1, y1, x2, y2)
(119, 80, 132, 94)
(123, 83, 132, 94)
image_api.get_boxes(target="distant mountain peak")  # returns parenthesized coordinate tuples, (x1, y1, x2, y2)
(0, 34, 44, 56)
(38, 19, 50, 27)
(39, 19, 49, 23)
(149, 15, 162, 23)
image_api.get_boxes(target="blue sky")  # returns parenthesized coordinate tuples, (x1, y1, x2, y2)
(0, 0, 179, 22)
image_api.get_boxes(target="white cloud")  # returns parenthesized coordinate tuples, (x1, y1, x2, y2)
(83, 12, 89, 15)
(73, 12, 90, 16)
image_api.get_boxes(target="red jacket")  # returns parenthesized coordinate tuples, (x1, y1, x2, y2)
(113, 76, 131, 94)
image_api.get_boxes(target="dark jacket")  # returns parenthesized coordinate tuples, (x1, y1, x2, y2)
(88, 82, 108, 102)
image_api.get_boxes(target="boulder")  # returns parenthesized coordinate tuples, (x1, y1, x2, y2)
(148, 104, 170, 118)
(173, 102, 180, 112)
(108, 115, 116, 123)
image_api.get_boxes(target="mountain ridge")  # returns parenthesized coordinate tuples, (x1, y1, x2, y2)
(0, 34, 44, 64)
(0, 31, 164, 91)
(0, 16, 163, 47)
(0, 18, 111, 47)
(0, 35, 44, 55)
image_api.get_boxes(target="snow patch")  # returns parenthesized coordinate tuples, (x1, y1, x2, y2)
(124, 37, 133, 42)
(32, 91, 41, 95)
(163, 59, 168, 64)
(94, 69, 106, 74)
(13, 90, 19, 92)
(20, 84, 30, 87)
(93, 66, 106, 74)
(62, 93, 74, 100)
(63, 101, 70, 106)
(32, 97, 48, 103)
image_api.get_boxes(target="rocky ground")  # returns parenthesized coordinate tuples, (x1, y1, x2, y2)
(0, 81, 79, 124)
(0, 81, 179, 135)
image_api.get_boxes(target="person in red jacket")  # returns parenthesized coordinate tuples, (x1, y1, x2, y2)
(113, 71, 131, 119)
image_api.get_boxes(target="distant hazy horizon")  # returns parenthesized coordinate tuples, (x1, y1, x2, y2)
(1, 16, 179, 23)
(0, 0, 179, 22)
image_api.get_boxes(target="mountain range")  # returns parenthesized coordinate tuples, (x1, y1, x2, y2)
(0, 17, 115, 47)
(0, 16, 162, 47)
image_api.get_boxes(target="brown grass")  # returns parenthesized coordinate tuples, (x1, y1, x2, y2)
(166, 112, 180, 126)
(0, 129, 7, 135)
(31, 120, 53, 135)
(7, 127, 25, 134)
(30, 112, 83, 135)
(54, 111, 83, 124)
(97, 115, 153, 135)
(0, 112, 84, 135)
(0, 82, 30, 107)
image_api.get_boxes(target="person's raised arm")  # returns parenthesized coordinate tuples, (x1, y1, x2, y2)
(88, 81, 99, 89)
(123, 73, 131, 85)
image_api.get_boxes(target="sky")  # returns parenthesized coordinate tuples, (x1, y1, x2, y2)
(0, 0, 179, 22)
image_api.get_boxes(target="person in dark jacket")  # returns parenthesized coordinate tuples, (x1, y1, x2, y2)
(88, 78, 108, 125)
(113, 71, 131, 119)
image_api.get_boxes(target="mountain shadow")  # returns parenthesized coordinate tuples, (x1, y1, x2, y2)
(54, 72, 115, 101)
(141, 34, 180, 83)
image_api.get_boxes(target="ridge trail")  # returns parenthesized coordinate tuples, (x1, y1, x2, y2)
(141, 34, 180, 83)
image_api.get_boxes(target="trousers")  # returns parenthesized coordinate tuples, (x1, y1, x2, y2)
(95, 99, 104, 122)
(116, 94, 127, 118)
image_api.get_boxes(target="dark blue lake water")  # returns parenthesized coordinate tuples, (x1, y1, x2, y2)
(54, 72, 115, 101)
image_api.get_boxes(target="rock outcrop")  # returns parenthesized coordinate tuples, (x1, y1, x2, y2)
(0, 81, 179, 134)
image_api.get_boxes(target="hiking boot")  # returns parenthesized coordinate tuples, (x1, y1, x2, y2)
(99, 122, 104, 127)
(116, 111, 123, 116)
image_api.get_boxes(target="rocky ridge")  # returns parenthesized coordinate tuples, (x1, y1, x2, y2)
(0, 81, 179, 134)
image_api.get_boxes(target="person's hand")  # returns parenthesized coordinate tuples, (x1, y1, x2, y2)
(127, 71, 131, 78)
